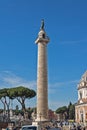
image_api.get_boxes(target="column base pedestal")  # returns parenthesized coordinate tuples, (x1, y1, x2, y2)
(35, 118, 48, 122)
(32, 120, 52, 130)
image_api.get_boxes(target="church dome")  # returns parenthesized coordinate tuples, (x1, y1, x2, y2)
(78, 71, 87, 90)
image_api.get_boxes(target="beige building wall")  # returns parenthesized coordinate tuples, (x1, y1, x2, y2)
(75, 104, 87, 124)
(75, 71, 87, 126)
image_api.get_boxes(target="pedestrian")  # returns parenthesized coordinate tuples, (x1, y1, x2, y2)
(77, 125, 81, 130)
(60, 122, 63, 127)
(6, 127, 9, 130)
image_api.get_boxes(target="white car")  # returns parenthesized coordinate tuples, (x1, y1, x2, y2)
(21, 125, 41, 130)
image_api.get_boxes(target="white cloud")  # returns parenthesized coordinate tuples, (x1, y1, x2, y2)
(0, 71, 36, 90)
(0, 71, 37, 109)
(0, 71, 78, 90)
(49, 80, 79, 91)
(0, 71, 78, 110)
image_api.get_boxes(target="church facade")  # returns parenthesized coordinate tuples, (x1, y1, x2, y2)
(75, 71, 87, 125)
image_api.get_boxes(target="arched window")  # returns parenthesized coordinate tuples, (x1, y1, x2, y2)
(86, 113, 87, 119)
(80, 92, 82, 99)
(81, 113, 83, 122)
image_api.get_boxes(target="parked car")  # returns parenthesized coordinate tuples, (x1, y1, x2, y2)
(21, 125, 41, 130)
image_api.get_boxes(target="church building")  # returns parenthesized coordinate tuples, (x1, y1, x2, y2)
(75, 71, 87, 125)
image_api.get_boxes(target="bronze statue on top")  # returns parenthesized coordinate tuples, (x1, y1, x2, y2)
(40, 19, 44, 30)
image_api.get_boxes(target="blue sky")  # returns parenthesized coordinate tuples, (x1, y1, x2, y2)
(0, 0, 87, 110)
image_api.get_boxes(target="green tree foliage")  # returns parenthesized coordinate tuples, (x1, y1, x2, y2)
(67, 102, 75, 120)
(67, 102, 72, 119)
(8, 86, 36, 112)
(56, 106, 67, 114)
(56, 102, 75, 120)
(68, 104, 75, 120)
(0, 86, 36, 118)
(56, 106, 68, 120)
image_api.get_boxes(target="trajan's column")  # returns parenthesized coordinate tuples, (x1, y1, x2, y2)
(35, 20, 50, 122)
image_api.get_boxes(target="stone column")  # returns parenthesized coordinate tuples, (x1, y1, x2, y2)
(35, 20, 49, 122)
